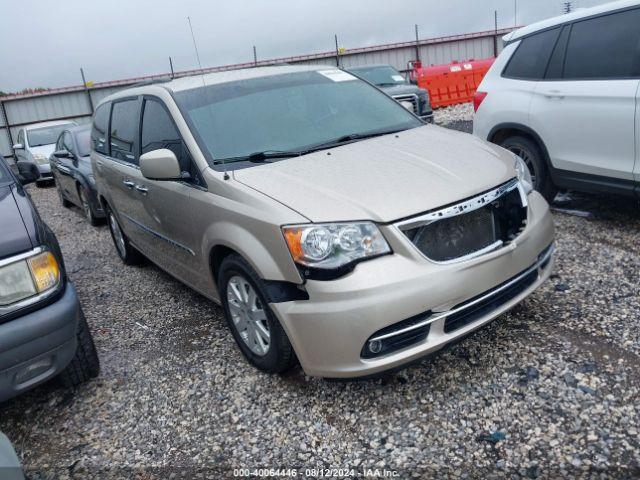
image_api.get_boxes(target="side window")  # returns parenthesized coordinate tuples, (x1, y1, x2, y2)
(91, 103, 110, 155)
(141, 98, 201, 185)
(564, 9, 640, 80)
(17, 130, 24, 147)
(55, 133, 65, 151)
(110, 99, 140, 164)
(545, 26, 570, 80)
(503, 27, 561, 80)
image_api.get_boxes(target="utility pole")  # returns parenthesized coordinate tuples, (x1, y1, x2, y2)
(414, 24, 420, 62)
(334, 34, 340, 67)
(253, 46, 258, 66)
(80, 68, 94, 112)
(514, 0, 517, 27)
(169, 57, 175, 78)
(564, 1, 573, 13)
(494, 11, 499, 57)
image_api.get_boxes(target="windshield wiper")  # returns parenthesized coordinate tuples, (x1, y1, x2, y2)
(214, 150, 306, 165)
(305, 128, 408, 152)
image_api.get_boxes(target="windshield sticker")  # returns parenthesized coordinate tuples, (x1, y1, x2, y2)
(392, 75, 405, 82)
(318, 70, 357, 82)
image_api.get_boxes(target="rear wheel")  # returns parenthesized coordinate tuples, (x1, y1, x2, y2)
(59, 309, 100, 387)
(500, 135, 557, 203)
(218, 254, 296, 374)
(106, 206, 143, 265)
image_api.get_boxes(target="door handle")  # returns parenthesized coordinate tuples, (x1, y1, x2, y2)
(135, 185, 148, 195)
(544, 90, 565, 99)
(122, 180, 135, 189)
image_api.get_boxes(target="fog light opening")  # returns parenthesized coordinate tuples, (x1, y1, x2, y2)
(368, 340, 383, 355)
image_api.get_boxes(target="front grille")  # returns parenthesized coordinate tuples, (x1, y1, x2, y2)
(443, 267, 538, 333)
(392, 94, 419, 115)
(400, 180, 527, 263)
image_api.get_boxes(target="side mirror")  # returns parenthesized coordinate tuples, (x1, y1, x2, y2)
(53, 149, 71, 159)
(139, 149, 182, 181)
(16, 161, 40, 185)
(12, 143, 24, 150)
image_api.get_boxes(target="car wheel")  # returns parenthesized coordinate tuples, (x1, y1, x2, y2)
(106, 206, 143, 265)
(218, 254, 296, 374)
(57, 184, 73, 208)
(59, 309, 100, 387)
(500, 136, 557, 203)
(79, 186, 100, 226)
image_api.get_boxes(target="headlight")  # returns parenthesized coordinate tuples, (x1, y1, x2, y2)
(33, 153, 48, 165)
(514, 155, 533, 194)
(0, 251, 60, 306)
(282, 222, 391, 271)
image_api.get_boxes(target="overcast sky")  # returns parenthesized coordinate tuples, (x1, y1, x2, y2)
(0, 0, 612, 92)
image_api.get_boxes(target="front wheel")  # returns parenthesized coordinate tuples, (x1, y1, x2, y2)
(57, 183, 73, 208)
(218, 254, 296, 374)
(500, 135, 557, 203)
(79, 186, 100, 226)
(59, 309, 100, 387)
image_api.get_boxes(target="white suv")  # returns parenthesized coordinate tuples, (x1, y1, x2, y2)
(473, 0, 640, 201)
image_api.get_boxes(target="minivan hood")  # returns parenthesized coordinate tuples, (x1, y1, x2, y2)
(234, 126, 516, 223)
(0, 185, 33, 259)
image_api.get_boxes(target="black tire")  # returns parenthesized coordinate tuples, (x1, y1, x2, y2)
(218, 254, 296, 374)
(57, 184, 73, 208)
(78, 185, 100, 227)
(500, 135, 558, 203)
(59, 309, 100, 387)
(105, 205, 144, 265)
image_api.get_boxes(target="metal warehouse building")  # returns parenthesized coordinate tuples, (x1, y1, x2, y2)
(0, 27, 512, 162)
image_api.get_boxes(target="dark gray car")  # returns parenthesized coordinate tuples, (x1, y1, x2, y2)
(347, 64, 434, 122)
(50, 125, 106, 226)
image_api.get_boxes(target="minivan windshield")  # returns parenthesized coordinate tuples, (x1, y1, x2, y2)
(27, 123, 75, 147)
(349, 66, 408, 87)
(174, 70, 422, 166)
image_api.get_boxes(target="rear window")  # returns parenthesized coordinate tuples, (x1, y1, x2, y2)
(503, 28, 561, 80)
(109, 100, 139, 164)
(563, 8, 640, 80)
(91, 103, 110, 155)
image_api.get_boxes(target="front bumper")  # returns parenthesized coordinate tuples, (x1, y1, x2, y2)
(0, 282, 80, 402)
(272, 192, 555, 378)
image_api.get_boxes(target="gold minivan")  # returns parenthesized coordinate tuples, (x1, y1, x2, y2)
(91, 66, 555, 378)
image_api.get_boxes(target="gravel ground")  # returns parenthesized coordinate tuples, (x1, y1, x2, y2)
(1, 112, 639, 479)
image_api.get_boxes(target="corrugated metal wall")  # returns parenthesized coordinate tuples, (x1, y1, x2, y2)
(0, 29, 507, 162)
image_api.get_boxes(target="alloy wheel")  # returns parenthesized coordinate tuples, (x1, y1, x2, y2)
(507, 145, 537, 186)
(226, 275, 271, 356)
(80, 189, 91, 219)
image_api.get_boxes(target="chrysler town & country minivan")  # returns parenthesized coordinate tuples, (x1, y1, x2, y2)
(91, 66, 555, 378)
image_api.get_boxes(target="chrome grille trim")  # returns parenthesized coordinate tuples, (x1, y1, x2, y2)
(392, 93, 419, 114)
(369, 244, 555, 343)
(395, 178, 524, 232)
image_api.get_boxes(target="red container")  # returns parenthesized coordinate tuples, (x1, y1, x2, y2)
(413, 58, 495, 108)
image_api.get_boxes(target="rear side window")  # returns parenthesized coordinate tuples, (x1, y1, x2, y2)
(563, 8, 640, 80)
(91, 103, 110, 155)
(503, 28, 560, 80)
(110, 99, 139, 164)
(141, 98, 201, 185)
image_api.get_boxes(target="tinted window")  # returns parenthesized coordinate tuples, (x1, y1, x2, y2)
(141, 98, 199, 183)
(564, 9, 640, 79)
(91, 103, 110, 155)
(545, 26, 570, 79)
(62, 132, 74, 153)
(503, 28, 561, 80)
(110, 100, 139, 164)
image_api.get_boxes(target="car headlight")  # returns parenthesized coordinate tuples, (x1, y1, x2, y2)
(282, 222, 391, 272)
(514, 155, 533, 194)
(0, 251, 61, 306)
(33, 153, 48, 165)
